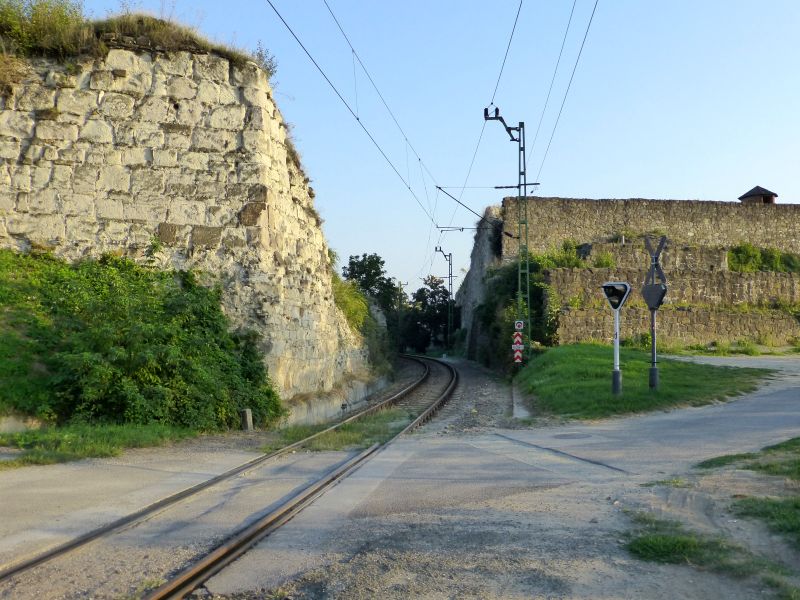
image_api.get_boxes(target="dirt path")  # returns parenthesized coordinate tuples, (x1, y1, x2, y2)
(204, 356, 800, 599)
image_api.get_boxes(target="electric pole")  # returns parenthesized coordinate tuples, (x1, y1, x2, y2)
(435, 246, 453, 349)
(484, 106, 533, 361)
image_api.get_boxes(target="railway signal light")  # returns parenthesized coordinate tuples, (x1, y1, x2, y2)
(601, 282, 631, 395)
(602, 282, 631, 311)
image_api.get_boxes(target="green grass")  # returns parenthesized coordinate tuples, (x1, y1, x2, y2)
(263, 408, 414, 453)
(694, 436, 800, 570)
(734, 498, 800, 551)
(695, 453, 760, 469)
(0, 423, 195, 468)
(515, 344, 770, 419)
(695, 437, 800, 481)
(640, 477, 693, 488)
(626, 513, 770, 576)
(626, 512, 790, 587)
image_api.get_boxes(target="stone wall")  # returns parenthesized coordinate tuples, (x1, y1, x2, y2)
(547, 268, 800, 308)
(0, 49, 368, 400)
(557, 307, 800, 347)
(580, 241, 728, 272)
(502, 197, 800, 257)
(454, 207, 502, 359)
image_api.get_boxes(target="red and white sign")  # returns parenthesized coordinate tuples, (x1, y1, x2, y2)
(512, 331, 524, 362)
(514, 320, 524, 331)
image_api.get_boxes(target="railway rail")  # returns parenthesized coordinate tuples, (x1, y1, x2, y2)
(0, 355, 457, 598)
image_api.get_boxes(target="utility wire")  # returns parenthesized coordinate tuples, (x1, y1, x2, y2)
(446, 0, 524, 232)
(322, 0, 440, 188)
(526, 0, 577, 169)
(490, 0, 524, 105)
(535, 0, 600, 182)
(266, 0, 437, 225)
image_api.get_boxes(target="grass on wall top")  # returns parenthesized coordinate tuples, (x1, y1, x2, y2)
(0, 0, 276, 74)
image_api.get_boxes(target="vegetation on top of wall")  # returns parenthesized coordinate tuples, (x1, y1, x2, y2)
(728, 243, 800, 273)
(0, 0, 276, 74)
(0, 249, 283, 430)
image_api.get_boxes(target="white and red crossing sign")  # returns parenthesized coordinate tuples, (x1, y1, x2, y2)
(512, 331, 524, 363)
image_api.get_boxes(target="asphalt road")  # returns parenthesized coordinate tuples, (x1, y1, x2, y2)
(205, 355, 800, 599)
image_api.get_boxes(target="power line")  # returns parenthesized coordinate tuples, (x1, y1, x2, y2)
(436, 187, 515, 238)
(535, 0, 600, 183)
(322, 0, 440, 189)
(526, 0, 577, 170)
(490, 0, 524, 105)
(265, 0, 437, 226)
(445, 0, 525, 231)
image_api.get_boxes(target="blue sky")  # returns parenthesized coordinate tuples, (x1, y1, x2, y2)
(84, 1, 800, 293)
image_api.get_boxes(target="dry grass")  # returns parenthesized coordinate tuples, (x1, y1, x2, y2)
(0, 52, 25, 97)
(0, 1, 276, 76)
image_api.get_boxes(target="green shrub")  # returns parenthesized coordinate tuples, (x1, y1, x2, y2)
(0, 250, 282, 430)
(728, 243, 800, 274)
(331, 271, 393, 374)
(592, 250, 615, 268)
(728, 242, 762, 272)
(331, 272, 369, 331)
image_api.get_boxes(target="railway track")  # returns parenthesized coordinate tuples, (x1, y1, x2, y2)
(0, 355, 457, 599)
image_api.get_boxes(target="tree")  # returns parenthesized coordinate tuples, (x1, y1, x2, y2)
(342, 253, 396, 314)
(401, 276, 450, 350)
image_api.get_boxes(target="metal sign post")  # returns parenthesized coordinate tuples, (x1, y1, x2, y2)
(642, 236, 668, 390)
(601, 282, 631, 395)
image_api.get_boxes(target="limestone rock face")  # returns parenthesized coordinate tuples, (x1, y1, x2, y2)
(0, 50, 368, 399)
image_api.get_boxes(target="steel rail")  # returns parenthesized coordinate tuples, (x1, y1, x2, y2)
(0, 356, 429, 583)
(145, 356, 458, 600)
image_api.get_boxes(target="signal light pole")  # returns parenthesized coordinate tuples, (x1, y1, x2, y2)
(601, 282, 631, 395)
(642, 236, 668, 390)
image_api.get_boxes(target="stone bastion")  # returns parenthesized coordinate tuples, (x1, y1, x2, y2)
(0, 48, 368, 402)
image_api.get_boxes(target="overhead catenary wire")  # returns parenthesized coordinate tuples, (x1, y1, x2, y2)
(526, 0, 578, 169)
(265, 0, 437, 226)
(322, 0, 440, 189)
(489, 0, 524, 105)
(321, 0, 445, 280)
(444, 0, 525, 233)
(535, 0, 600, 182)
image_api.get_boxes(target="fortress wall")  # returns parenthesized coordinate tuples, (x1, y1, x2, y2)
(502, 197, 800, 257)
(0, 49, 368, 400)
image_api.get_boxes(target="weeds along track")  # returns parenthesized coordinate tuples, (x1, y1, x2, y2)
(0, 356, 457, 598)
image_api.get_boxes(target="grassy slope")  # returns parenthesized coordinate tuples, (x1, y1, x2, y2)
(0, 423, 195, 469)
(697, 437, 800, 551)
(516, 344, 770, 419)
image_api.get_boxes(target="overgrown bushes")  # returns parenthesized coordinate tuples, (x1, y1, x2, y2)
(0, 250, 282, 429)
(474, 241, 582, 369)
(728, 243, 800, 273)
